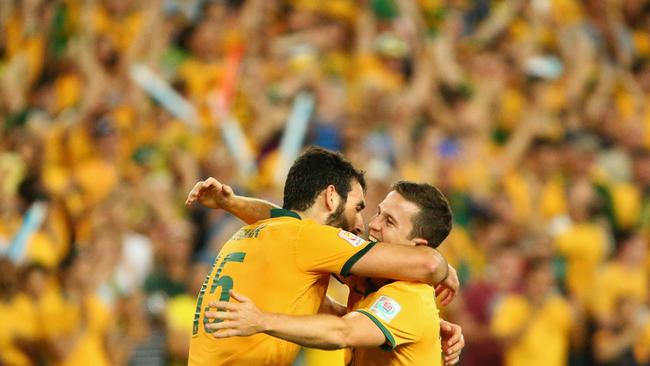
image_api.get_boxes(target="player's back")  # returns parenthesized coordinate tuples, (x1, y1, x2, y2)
(189, 209, 372, 366)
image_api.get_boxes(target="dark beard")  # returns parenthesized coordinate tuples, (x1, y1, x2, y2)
(325, 200, 350, 231)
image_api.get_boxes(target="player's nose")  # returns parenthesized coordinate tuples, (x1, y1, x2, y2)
(349, 212, 362, 233)
(368, 216, 381, 232)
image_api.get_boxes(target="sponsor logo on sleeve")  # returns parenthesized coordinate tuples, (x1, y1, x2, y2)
(369, 296, 401, 323)
(337, 230, 367, 247)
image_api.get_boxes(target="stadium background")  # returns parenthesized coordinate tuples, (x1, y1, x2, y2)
(1, 0, 649, 365)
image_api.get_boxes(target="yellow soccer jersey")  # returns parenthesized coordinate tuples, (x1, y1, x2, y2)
(350, 281, 442, 366)
(189, 209, 374, 366)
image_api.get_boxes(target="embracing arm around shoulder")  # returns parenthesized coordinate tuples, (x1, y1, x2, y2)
(186, 177, 279, 224)
(264, 311, 385, 350)
(348, 243, 459, 305)
(205, 291, 386, 350)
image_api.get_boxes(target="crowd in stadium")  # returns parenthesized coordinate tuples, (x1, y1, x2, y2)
(1, 0, 649, 365)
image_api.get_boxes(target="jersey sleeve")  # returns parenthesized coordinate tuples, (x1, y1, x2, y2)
(353, 283, 423, 350)
(295, 223, 375, 276)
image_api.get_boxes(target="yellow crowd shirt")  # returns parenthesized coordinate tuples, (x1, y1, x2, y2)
(188, 209, 374, 366)
(554, 222, 608, 304)
(590, 262, 648, 320)
(491, 294, 573, 366)
(40, 290, 112, 366)
(0, 294, 38, 366)
(349, 281, 442, 366)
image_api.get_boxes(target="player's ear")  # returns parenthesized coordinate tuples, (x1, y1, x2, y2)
(411, 238, 429, 247)
(324, 185, 338, 212)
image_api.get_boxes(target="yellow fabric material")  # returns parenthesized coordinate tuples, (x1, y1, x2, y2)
(590, 262, 648, 319)
(55, 73, 82, 112)
(504, 172, 566, 222)
(26, 231, 59, 269)
(491, 294, 572, 366)
(24, 36, 46, 85)
(303, 279, 349, 366)
(616, 91, 637, 120)
(351, 281, 442, 366)
(539, 176, 567, 219)
(503, 171, 532, 221)
(633, 30, 650, 57)
(92, 7, 144, 52)
(40, 291, 112, 366)
(499, 88, 525, 130)
(550, 0, 584, 25)
(0, 294, 38, 366)
(645, 96, 650, 149)
(0, 152, 26, 197)
(73, 158, 118, 207)
(610, 182, 642, 230)
(635, 321, 650, 364)
(4, 16, 23, 58)
(303, 348, 344, 366)
(178, 59, 226, 101)
(65, 126, 95, 165)
(355, 54, 403, 92)
(188, 215, 372, 366)
(167, 294, 195, 336)
(554, 222, 608, 303)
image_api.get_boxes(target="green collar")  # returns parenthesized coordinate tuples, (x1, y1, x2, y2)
(270, 208, 301, 220)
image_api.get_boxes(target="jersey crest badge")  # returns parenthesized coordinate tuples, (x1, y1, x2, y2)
(337, 230, 367, 247)
(370, 295, 401, 323)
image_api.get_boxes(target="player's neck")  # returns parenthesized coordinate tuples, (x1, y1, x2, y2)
(292, 208, 331, 225)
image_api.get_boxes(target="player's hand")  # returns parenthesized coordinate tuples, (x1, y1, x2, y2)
(440, 319, 464, 366)
(204, 290, 266, 338)
(435, 265, 459, 306)
(185, 177, 234, 209)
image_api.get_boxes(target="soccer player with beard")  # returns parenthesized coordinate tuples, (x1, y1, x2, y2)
(185, 148, 459, 366)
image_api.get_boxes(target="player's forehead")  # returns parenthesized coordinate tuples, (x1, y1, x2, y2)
(379, 191, 419, 223)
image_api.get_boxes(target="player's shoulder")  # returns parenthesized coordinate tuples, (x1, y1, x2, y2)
(379, 280, 433, 294)
(374, 281, 434, 306)
(362, 282, 435, 327)
(298, 219, 356, 238)
(244, 213, 305, 233)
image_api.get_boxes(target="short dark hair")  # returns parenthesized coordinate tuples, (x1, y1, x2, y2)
(392, 181, 452, 248)
(283, 147, 366, 211)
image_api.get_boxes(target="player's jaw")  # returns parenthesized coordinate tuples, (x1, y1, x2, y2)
(325, 201, 364, 234)
(325, 181, 366, 235)
(325, 200, 350, 231)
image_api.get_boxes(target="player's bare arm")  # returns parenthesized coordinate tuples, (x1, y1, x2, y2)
(349, 244, 459, 305)
(205, 290, 465, 363)
(205, 291, 386, 350)
(185, 177, 279, 224)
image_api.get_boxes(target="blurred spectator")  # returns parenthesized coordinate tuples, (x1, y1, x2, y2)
(0, 258, 38, 366)
(491, 258, 583, 366)
(594, 296, 650, 366)
(454, 245, 525, 366)
(591, 231, 648, 325)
